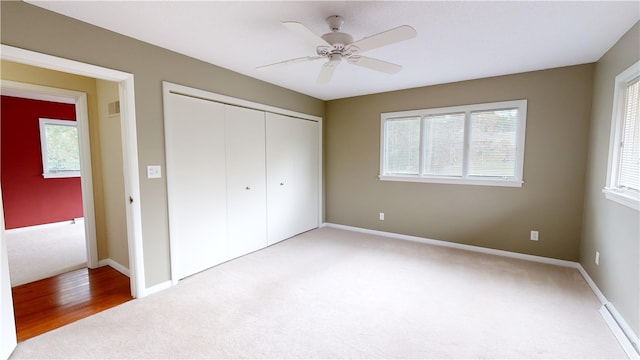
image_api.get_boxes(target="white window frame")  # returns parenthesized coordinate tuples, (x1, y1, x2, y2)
(603, 60, 640, 211)
(39, 118, 81, 179)
(380, 99, 527, 187)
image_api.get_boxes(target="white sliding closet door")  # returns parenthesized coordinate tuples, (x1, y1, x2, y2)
(291, 117, 320, 234)
(225, 105, 268, 258)
(266, 113, 319, 244)
(165, 94, 228, 280)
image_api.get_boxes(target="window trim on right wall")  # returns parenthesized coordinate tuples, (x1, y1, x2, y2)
(603, 60, 640, 211)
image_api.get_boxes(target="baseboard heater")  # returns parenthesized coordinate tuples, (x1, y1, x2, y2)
(600, 303, 640, 359)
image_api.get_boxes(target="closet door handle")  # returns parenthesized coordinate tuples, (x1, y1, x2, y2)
(280, 182, 285, 186)
(245, 186, 251, 190)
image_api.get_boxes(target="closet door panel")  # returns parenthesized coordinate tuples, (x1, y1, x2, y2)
(266, 113, 319, 244)
(265, 113, 295, 244)
(225, 105, 267, 258)
(291, 119, 319, 235)
(165, 94, 228, 280)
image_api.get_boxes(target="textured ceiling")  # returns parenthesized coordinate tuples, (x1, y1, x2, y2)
(28, 1, 640, 100)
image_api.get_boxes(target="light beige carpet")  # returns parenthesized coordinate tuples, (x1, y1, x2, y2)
(10, 227, 625, 359)
(6, 221, 87, 286)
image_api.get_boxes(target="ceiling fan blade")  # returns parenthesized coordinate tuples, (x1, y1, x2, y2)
(317, 61, 338, 83)
(349, 25, 417, 53)
(282, 21, 330, 46)
(256, 56, 324, 70)
(347, 56, 402, 74)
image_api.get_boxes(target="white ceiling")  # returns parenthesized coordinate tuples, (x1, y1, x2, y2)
(28, 1, 640, 101)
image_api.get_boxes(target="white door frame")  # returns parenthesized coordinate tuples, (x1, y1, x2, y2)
(0, 45, 145, 299)
(1, 80, 99, 269)
(0, 183, 16, 360)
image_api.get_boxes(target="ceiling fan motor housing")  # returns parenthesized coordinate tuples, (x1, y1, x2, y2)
(319, 31, 356, 58)
(321, 32, 354, 47)
(319, 15, 355, 56)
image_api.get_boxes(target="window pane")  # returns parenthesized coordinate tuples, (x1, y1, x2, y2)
(619, 78, 639, 190)
(469, 109, 518, 177)
(384, 117, 420, 174)
(423, 113, 464, 176)
(45, 123, 80, 172)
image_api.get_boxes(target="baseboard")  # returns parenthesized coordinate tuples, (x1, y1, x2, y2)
(578, 266, 639, 359)
(322, 222, 639, 358)
(98, 259, 130, 277)
(580, 265, 640, 358)
(600, 303, 640, 359)
(5, 219, 80, 233)
(322, 223, 577, 268)
(576, 264, 608, 304)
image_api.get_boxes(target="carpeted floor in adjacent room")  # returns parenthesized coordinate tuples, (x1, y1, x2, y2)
(6, 221, 86, 286)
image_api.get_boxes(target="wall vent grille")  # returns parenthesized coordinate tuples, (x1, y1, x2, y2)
(108, 100, 120, 117)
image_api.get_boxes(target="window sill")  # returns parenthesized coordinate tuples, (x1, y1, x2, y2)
(379, 175, 523, 188)
(43, 171, 81, 179)
(602, 188, 639, 211)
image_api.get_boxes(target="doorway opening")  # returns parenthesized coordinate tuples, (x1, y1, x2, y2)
(0, 44, 145, 350)
(0, 44, 145, 297)
(1, 86, 94, 287)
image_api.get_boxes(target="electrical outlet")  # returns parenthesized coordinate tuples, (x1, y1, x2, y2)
(147, 165, 162, 179)
(379, 212, 385, 221)
(530, 230, 539, 241)
(595, 251, 600, 266)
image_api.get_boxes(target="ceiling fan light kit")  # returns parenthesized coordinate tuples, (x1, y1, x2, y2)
(257, 15, 417, 84)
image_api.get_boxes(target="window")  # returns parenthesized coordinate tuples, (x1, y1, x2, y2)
(380, 100, 527, 187)
(39, 118, 81, 178)
(604, 60, 640, 211)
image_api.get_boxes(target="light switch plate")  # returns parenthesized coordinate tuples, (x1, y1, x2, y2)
(147, 165, 162, 179)
(530, 230, 539, 241)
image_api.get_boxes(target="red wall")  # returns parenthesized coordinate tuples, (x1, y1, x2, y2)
(1, 95, 83, 229)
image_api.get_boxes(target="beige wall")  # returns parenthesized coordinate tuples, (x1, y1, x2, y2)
(581, 22, 639, 335)
(0, 60, 110, 261)
(96, 79, 129, 268)
(0, 1, 325, 287)
(326, 64, 594, 261)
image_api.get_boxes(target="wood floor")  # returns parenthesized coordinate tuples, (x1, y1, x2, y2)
(11, 266, 133, 342)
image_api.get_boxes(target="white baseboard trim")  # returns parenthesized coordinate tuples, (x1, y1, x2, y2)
(576, 264, 608, 304)
(322, 222, 639, 358)
(139, 280, 172, 298)
(322, 223, 577, 268)
(5, 219, 81, 233)
(577, 264, 639, 358)
(600, 303, 640, 359)
(98, 259, 130, 277)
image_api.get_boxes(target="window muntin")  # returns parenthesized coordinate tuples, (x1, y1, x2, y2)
(604, 60, 640, 210)
(380, 100, 527, 187)
(39, 118, 81, 178)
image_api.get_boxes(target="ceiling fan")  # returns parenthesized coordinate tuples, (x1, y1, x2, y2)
(257, 15, 417, 83)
